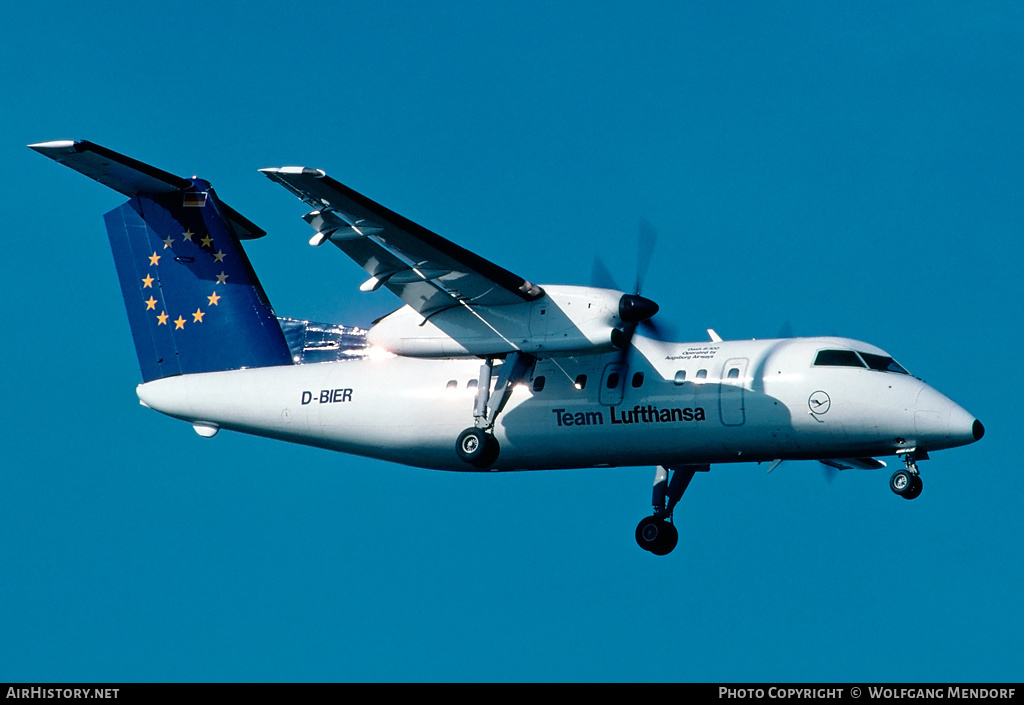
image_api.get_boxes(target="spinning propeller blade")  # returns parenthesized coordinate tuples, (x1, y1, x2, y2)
(593, 220, 666, 355)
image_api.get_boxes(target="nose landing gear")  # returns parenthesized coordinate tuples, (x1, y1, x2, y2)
(890, 451, 925, 500)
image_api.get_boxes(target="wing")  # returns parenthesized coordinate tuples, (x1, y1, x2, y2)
(260, 167, 544, 315)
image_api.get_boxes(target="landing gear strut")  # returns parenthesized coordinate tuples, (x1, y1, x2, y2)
(890, 451, 924, 500)
(454, 352, 535, 470)
(635, 464, 709, 555)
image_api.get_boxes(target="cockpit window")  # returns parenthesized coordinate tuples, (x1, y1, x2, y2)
(859, 352, 909, 375)
(814, 350, 866, 368)
(814, 349, 910, 374)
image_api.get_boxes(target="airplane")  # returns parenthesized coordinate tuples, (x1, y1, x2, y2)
(30, 139, 985, 555)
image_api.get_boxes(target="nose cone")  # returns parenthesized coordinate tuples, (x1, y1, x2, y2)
(915, 385, 983, 450)
(948, 403, 984, 447)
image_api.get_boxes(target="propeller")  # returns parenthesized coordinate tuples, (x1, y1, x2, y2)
(592, 219, 665, 352)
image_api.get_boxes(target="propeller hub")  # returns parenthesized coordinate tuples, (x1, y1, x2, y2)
(619, 294, 659, 323)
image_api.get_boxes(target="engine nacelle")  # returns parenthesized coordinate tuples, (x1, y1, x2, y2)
(366, 285, 629, 357)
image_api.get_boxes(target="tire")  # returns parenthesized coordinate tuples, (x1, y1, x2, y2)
(636, 516, 659, 551)
(455, 428, 499, 469)
(476, 433, 500, 469)
(889, 469, 913, 496)
(650, 521, 678, 556)
(636, 516, 677, 555)
(902, 474, 923, 500)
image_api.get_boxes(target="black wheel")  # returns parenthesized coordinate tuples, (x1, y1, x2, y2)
(635, 516, 677, 555)
(902, 474, 923, 500)
(455, 428, 499, 469)
(889, 469, 914, 497)
(651, 521, 678, 556)
(477, 433, 500, 468)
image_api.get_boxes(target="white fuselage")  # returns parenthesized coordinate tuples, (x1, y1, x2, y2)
(135, 335, 979, 472)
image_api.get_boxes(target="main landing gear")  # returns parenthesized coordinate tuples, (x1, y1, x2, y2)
(454, 352, 536, 470)
(635, 464, 709, 555)
(455, 427, 500, 468)
(889, 450, 925, 500)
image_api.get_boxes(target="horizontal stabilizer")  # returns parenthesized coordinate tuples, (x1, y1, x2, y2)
(30, 139, 189, 195)
(29, 140, 265, 240)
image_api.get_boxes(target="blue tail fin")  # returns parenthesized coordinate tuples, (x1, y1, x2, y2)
(31, 140, 293, 382)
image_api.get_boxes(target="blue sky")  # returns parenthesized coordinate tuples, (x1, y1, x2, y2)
(2, 1, 1021, 682)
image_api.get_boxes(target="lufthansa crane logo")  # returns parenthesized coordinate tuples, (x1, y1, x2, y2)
(808, 391, 831, 415)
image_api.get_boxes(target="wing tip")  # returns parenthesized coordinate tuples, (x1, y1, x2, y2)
(259, 166, 326, 178)
(28, 139, 81, 154)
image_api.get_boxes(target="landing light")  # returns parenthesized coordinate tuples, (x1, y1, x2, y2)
(365, 345, 396, 360)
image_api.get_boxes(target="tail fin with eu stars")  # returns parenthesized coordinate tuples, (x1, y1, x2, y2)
(30, 140, 293, 382)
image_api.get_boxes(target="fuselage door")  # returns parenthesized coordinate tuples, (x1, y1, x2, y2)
(599, 362, 626, 406)
(719, 357, 748, 426)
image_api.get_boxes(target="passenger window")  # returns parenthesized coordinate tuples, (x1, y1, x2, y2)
(674, 370, 686, 385)
(696, 369, 707, 382)
(446, 380, 457, 389)
(533, 376, 546, 392)
(632, 372, 644, 388)
(467, 379, 478, 389)
(606, 372, 620, 389)
(575, 374, 588, 390)
(727, 368, 739, 379)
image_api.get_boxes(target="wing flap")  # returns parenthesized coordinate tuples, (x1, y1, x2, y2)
(819, 457, 887, 471)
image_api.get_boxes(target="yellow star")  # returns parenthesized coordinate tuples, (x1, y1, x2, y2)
(142, 274, 155, 288)
(216, 271, 229, 284)
(182, 229, 194, 242)
(162, 236, 174, 249)
(213, 250, 226, 262)
(207, 291, 221, 306)
(201, 235, 213, 248)
(174, 316, 186, 330)
(192, 308, 205, 323)
(148, 251, 161, 266)
(156, 311, 169, 325)
(144, 296, 157, 310)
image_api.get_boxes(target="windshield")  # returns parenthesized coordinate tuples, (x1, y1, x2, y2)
(859, 352, 909, 374)
(814, 349, 910, 375)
